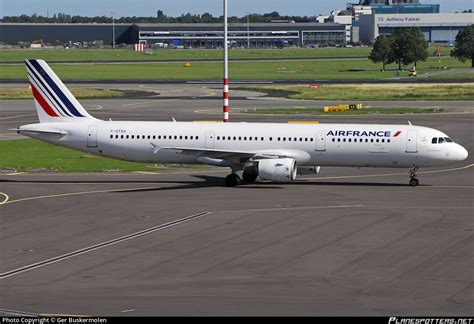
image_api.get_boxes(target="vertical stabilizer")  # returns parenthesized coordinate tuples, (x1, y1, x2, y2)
(25, 59, 96, 123)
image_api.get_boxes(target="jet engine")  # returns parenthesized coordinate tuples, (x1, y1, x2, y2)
(257, 158, 297, 182)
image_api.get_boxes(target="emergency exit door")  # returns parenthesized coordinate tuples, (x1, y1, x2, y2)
(205, 131, 215, 149)
(315, 131, 326, 151)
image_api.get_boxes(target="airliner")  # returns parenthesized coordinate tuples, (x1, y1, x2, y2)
(15, 59, 468, 187)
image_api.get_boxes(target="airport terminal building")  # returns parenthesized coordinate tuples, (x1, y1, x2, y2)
(359, 13, 474, 44)
(136, 23, 346, 48)
(0, 22, 347, 48)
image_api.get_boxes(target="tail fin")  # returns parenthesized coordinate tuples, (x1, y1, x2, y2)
(25, 59, 96, 123)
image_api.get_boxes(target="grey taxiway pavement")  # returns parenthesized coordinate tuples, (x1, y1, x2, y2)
(0, 83, 473, 316)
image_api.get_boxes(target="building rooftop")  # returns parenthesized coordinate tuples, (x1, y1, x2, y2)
(358, 0, 422, 5)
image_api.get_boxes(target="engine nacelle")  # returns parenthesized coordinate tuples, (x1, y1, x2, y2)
(257, 158, 297, 182)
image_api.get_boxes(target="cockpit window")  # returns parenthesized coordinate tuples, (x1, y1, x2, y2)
(432, 137, 453, 144)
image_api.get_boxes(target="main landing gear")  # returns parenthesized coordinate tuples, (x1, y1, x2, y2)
(225, 173, 241, 187)
(409, 166, 419, 187)
(225, 167, 258, 187)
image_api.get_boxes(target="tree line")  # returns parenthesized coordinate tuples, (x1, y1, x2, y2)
(369, 25, 474, 69)
(1, 11, 312, 24)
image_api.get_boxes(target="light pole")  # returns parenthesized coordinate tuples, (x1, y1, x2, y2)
(111, 10, 116, 49)
(223, 0, 229, 122)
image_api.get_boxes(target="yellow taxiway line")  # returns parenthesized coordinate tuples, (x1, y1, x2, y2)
(304, 164, 473, 181)
(40, 313, 87, 317)
(0, 192, 10, 205)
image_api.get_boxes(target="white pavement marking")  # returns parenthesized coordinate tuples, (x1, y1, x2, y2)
(0, 308, 38, 317)
(0, 212, 212, 280)
(121, 309, 136, 313)
(0, 114, 35, 120)
(3, 186, 163, 205)
(216, 204, 364, 214)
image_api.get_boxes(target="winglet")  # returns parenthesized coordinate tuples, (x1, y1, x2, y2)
(408, 121, 413, 126)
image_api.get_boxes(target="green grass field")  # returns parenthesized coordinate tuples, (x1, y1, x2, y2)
(1, 57, 470, 81)
(0, 139, 206, 172)
(0, 87, 156, 100)
(0, 46, 455, 63)
(242, 83, 474, 101)
(246, 107, 444, 115)
(0, 48, 374, 63)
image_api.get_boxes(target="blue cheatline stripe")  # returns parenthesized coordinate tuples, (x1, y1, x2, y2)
(26, 62, 72, 117)
(27, 70, 71, 117)
(28, 60, 85, 117)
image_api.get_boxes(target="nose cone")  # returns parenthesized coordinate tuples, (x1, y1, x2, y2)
(454, 144, 469, 161)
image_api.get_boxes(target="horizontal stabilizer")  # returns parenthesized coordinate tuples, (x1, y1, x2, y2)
(11, 128, 67, 136)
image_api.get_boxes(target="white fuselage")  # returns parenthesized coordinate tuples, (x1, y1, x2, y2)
(19, 120, 468, 169)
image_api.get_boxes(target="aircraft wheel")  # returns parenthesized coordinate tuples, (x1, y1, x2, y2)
(225, 174, 241, 187)
(409, 178, 419, 187)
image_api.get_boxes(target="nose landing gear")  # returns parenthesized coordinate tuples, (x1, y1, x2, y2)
(409, 166, 419, 187)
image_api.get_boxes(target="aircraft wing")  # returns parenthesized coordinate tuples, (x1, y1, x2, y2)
(150, 143, 310, 163)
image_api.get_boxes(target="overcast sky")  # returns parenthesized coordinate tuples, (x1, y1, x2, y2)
(0, 0, 472, 18)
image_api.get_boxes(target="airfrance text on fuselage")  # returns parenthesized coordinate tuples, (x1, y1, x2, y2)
(327, 130, 399, 137)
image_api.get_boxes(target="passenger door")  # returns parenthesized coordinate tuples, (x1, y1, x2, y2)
(406, 130, 418, 153)
(87, 125, 98, 148)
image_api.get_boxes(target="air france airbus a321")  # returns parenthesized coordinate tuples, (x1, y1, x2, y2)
(15, 59, 468, 187)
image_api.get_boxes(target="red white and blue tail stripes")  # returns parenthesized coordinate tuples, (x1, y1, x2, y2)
(25, 59, 92, 122)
